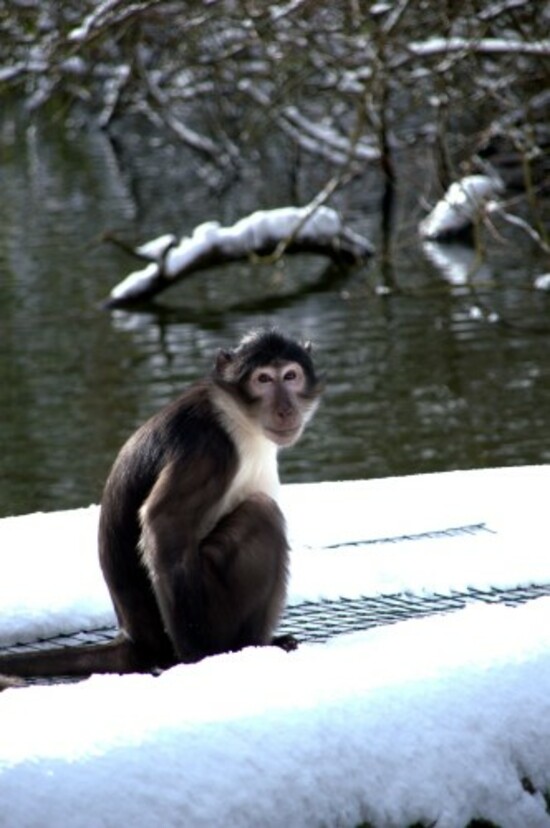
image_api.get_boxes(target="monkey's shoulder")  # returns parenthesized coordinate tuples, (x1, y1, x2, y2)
(131, 380, 235, 463)
(101, 382, 238, 525)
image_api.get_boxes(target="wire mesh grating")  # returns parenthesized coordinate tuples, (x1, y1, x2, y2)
(3, 582, 550, 657)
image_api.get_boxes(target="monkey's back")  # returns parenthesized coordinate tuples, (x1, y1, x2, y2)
(98, 380, 237, 570)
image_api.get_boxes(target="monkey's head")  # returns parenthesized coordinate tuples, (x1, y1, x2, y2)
(213, 329, 323, 447)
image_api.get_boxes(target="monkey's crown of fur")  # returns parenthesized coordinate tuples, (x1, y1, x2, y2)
(221, 329, 316, 383)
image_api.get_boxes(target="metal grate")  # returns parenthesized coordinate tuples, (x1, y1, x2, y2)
(3, 582, 550, 658)
(279, 583, 550, 642)
(322, 522, 495, 548)
(1, 521, 501, 658)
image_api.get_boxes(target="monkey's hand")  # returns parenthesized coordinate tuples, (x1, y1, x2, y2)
(271, 634, 299, 652)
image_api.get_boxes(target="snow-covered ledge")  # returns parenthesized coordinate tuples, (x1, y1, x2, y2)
(104, 206, 373, 308)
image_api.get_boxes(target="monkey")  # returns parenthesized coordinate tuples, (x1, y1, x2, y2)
(0, 329, 322, 687)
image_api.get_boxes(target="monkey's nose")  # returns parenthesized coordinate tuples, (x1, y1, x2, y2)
(276, 403, 295, 422)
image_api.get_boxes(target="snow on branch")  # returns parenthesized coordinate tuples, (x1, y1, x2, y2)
(68, 0, 162, 44)
(419, 175, 504, 240)
(407, 36, 550, 59)
(104, 206, 373, 308)
(282, 106, 380, 164)
(238, 83, 379, 167)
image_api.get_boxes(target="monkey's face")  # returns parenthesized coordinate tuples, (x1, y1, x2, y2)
(246, 361, 319, 447)
(213, 330, 323, 448)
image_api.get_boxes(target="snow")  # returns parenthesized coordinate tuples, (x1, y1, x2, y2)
(67, 0, 119, 43)
(534, 273, 550, 291)
(109, 262, 160, 302)
(282, 107, 379, 162)
(166, 206, 343, 267)
(419, 174, 504, 239)
(135, 233, 176, 261)
(2, 466, 550, 827)
(1, 466, 549, 647)
(3, 602, 550, 826)
(108, 206, 367, 305)
(408, 36, 550, 58)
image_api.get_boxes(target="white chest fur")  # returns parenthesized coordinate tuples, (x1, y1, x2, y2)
(202, 389, 281, 536)
(228, 429, 280, 502)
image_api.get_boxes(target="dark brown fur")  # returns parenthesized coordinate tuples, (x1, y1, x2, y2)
(0, 330, 321, 686)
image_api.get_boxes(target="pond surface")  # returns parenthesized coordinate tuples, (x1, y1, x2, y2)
(1, 105, 549, 517)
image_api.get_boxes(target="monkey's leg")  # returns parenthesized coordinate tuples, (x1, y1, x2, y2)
(199, 492, 291, 656)
(100, 548, 178, 671)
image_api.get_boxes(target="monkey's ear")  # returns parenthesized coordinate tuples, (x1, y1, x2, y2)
(215, 348, 235, 377)
(303, 340, 313, 353)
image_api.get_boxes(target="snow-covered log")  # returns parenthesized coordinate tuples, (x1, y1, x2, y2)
(105, 206, 373, 308)
(419, 174, 504, 240)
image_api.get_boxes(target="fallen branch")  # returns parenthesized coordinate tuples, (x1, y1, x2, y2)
(104, 206, 373, 308)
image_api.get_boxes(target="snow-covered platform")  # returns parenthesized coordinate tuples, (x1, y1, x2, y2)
(2, 466, 550, 827)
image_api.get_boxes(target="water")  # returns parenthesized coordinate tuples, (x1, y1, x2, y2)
(1, 106, 549, 517)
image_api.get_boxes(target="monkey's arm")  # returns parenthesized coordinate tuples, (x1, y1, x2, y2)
(139, 450, 234, 663)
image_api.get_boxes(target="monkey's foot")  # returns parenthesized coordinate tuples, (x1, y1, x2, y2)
(271, 634, 299, 652)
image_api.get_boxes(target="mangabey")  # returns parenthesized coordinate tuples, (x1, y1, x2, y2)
(0, 329, 322, 687)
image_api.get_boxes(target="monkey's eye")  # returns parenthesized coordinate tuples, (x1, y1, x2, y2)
(257, 372, 274, 384)
(283, 370, 297, 382)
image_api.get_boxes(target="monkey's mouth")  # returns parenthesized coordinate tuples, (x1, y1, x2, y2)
(265, 426, 302, 446)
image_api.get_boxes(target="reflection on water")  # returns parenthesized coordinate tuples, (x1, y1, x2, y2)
(421, 241, 494, 287)
(0, 107, 549, 517)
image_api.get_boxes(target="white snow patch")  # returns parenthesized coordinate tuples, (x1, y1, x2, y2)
(109, 262, 160, 301)
(408, 36, 550, 58)
(2, 599, 550, 826)
(2, 467, 550, 825)
(0, 506, 112, 645)
(1, 466, 549, 645)
(534, 273, 550, 291)
(419, 175, 504, 239)
(165, 206, 342, 266)
(165, 220, 221, 276)
(135, 233, 176, 261)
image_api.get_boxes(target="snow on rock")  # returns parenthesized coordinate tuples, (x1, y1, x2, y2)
(2, 599, 550, 826)
(419, 174, 504, 240)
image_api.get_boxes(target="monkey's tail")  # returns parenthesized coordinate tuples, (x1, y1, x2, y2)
(0, 635, 169, 683)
